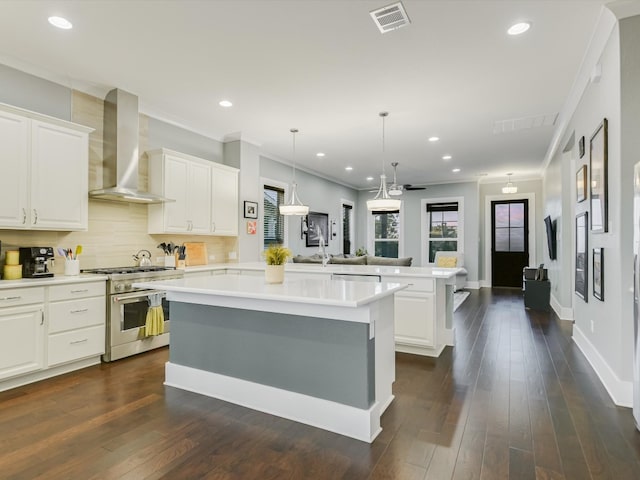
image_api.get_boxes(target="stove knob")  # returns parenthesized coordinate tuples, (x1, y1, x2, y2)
(115, 283, 125, 292)
(125, 283, 132, 290)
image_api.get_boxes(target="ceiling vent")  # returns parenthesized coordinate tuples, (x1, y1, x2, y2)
(492, 113, 558, 134)
(370, 2, 411, 34)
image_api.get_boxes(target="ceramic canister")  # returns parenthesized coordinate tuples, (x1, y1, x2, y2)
(5, 250, 19, 265)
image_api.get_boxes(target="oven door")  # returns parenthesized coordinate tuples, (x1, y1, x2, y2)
(110, 289, 170, 346)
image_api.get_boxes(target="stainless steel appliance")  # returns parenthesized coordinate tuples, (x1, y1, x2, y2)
(19, 247, 54, 278)
(82, 266, 183, 362)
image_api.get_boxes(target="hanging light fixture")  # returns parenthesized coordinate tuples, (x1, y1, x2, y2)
(502, 173, 518, 194)
(367, 112, 402, 212)
(279, 128, 309, 216)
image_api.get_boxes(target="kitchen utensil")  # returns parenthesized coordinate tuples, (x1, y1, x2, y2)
(56, 247, 67, 258)
(133, 249, 152, 267)
(75, 245, 83, 258)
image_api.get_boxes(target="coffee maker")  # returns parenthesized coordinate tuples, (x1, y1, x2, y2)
(19, 247, 54, 278)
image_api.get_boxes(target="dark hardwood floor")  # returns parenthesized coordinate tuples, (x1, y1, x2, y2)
(2, 288, 640, 479)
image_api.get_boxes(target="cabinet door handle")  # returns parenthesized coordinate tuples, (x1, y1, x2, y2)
(33, 209, 38, 224)
(211, 222, 216, 232)
(70, 308, 89, 314)
(70, 338, 88, 345)
(0, 296, 21, 301)
(70, 289, 89, 294)
(22, 208, 27, 224)
(41, 310, 44, 325)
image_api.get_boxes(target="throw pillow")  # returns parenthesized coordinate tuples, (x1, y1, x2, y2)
(328, 255, 367, 265)
(436, 256, 458, 268)
(365, 256, 413, 266)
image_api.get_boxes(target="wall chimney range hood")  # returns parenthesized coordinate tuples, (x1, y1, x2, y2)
(89, 88, 173, 204)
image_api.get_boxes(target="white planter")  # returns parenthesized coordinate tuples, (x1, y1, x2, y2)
(265, 264, 285, 284)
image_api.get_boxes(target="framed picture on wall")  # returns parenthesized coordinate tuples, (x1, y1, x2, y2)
(576, 165, 587, 203)
(305, 212, 329, 247)
(575, 211, 588, 302)
(593, 248, 604, 301)
(244, 201, 258, 219)
(590, 119, 608, 232)
(579, 135, 586, 158)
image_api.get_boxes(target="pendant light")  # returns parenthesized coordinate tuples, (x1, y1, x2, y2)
(502, 173, 518, 194)
(367, 112, 402, 211)
(279, 128, 309, 216)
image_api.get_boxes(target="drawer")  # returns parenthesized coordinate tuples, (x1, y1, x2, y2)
(48, 325, 105, 367)
(49, 281, 105, 301)
(49, 297, 106, 334)
(0, 287, 45, 307)
(382, 276, 434, 292)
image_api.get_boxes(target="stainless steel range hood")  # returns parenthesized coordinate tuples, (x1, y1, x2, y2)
(89, 88, 172, 204)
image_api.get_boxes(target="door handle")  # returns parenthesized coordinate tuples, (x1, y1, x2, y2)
(70, 308, 89, 314)
(0, 296, 21, 301)
(33, 209, 38, 224)
(70, 338, 88, 345)
(22, 208, 27, 224)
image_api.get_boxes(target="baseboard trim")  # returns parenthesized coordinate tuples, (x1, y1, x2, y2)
(572, 325, 632, 407)
(164, 362, 384, 443)
(465, 281, 480, 290)
(480, 280, 491, 288)
(550, 293, 573, 321)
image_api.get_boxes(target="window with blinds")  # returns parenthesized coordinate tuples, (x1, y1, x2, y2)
(372, 209, 400, 258)
(342, 204, 353, 255)
(263, 185, 285, 248)
(426, 202, 458, 262)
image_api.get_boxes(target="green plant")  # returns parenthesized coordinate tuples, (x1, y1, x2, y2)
(355, 247, 368, 257)
(263, 244, 293, 265)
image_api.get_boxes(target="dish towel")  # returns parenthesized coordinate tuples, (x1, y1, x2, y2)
(145, 293, 165, 336)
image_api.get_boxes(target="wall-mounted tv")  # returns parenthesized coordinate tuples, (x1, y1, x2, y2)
(544, 215, 557, 261)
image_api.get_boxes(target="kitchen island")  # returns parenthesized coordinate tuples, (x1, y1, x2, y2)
(184, 262, 462, 357)
(133, 274, 406, 442)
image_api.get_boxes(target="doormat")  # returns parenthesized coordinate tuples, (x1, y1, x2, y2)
(453, 291, 470, 312)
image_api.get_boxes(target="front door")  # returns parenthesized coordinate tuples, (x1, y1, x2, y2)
(491, 199, 529, 287)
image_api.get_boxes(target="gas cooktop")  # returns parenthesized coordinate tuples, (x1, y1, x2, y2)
(82, 266, 176, 275)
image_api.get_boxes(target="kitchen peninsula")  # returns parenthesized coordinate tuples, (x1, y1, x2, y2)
(134, 274, 406, 442)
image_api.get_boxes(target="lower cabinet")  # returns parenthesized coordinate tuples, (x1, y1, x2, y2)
(394, 291, 435, 348)
(0, 304, 44, 380)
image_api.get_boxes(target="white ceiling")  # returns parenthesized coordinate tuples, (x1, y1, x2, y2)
(0, 0, 610, 190)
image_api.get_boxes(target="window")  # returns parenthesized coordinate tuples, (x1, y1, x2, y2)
(493, 201, 526, 252)
(342, 203, 353, 255)
(263, 185, 284, 248)
(373, 210, 400, 258)
(426, 202, 459, 263)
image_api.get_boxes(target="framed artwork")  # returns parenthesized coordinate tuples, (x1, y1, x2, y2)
(305, 211, 329, 247)
(246, 220, 257, 235)
(593, 248, 604, 301)
(244, 201, 258, 219)
(576, 165, 587, 203)
(590, 119, 608, 232)
(579, 135, 585, 158)
(575, 211, 588, 302)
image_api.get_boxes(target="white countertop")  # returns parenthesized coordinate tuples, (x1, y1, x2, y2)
(134, 274, 407, 308)
(184, 262, 461, 279)
(0, 274, 107, 289)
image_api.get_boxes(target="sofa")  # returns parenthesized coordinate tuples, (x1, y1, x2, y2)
(292, 254, 413, 267)
(432, 251, 467, 291)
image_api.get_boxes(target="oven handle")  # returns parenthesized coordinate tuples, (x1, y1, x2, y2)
(112, 290, 166, 304)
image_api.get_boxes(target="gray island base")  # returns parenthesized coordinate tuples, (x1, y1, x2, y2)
(134, 275, 406, 442)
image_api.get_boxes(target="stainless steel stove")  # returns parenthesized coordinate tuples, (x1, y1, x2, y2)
(83, 266, 184, 361)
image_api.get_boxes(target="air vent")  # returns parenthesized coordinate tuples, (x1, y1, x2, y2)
(370, 2, 411, 34)
(492, 113, 558, 134)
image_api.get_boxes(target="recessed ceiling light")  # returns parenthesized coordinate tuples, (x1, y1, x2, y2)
(316, 152, 325, 157)
(452, 168, 461, 173)
(442, 155, 452, 160)
(345, 166, 353, 171)
(218, 100, 233, 108)
(366, 176, 374, 181)
(428, 136, 439, 142)
(48, 16, 73, 29)
(507, 22, 531, 35)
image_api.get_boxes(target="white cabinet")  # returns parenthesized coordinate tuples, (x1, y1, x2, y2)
(211, 164, 239, 235)
(394, 291, 435, 348)
(0, 103, 91, 231)
(47, 281, 105, 367)
(0, 287, 45, 381)
(148, 149, 238, 236)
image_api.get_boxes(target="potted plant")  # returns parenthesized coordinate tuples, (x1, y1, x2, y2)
(263, 244, 292, 284)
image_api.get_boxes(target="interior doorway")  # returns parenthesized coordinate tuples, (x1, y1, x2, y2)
(491, 199, 529, 287)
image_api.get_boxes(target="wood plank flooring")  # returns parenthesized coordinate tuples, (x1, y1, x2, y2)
(2, 288, 640, 479)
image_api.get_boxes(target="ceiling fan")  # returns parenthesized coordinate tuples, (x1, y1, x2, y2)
(386, 162, 426, 195)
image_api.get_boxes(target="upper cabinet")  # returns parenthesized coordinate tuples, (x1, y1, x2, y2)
(0, 104, 92, 231)
(147, 149, 239, 236)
